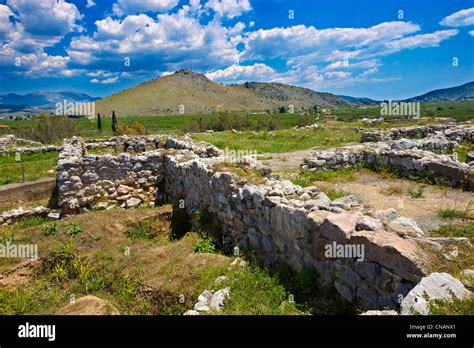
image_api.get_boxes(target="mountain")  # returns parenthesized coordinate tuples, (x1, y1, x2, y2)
(337, 95, 380, 105)
(95, 69, 348, 116)
(0, 91, 99, 117)
(0, 91, 98, 107)
(405, 81, 474, 102)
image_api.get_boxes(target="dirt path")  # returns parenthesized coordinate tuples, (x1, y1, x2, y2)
(335, 172, 473, 233)
(258, 148, 322, 171)
(257, 149, 473, 233)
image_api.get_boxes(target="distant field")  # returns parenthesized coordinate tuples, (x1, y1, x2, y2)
(0, 152, 58, 185)
(0, 100, 472, 142)
(191, 127, 360, 153)
(332, 101, 474, 122)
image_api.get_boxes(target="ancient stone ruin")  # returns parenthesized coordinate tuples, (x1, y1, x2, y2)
(55, 135, 438, 311)
(302, 124, 474, 189)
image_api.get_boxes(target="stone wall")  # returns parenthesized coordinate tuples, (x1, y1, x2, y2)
(55, 136, 430, 310)
(301, 126, 474, 190)
(361, 124, 473, 143)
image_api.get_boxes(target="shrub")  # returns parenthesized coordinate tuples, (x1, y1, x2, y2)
(42, 223, 57, 236)
(66, 224, 82, 237)
(115, 122, 147, 136)
(429, 294, 474, 315)
(408, 186, 425, 199)
(17, 114, 78, 144)
(193, 233, 216, 254)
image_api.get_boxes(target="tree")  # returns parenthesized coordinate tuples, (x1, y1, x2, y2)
(97, 113, 102, 131)
(112, 111, 117, 133)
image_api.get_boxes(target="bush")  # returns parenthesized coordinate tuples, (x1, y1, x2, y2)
(17, 114, 78, 144)
(66, 224, 82, 237)
(408, 186, 425, 199)
(430, 295, 474, 315)
(115, 122, 147, 136)
(183, 112, 283, 133)
(42, 223, 57, 236)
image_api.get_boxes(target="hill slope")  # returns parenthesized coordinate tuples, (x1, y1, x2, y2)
(337, 95, 380, 105)
(406, 81, 474, 102)
(96, 69, 348, 116)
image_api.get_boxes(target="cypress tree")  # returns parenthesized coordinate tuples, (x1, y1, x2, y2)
(112, 111, 117, 133)
(97, 113, 102, 131)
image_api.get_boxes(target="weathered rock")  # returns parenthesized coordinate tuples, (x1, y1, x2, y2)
(400, 273, 471, 315)
(209, 288, 230, 311)
(125, 197, 142, 208)
(361, 310, 398, 315)
(387, 217, 424, 237)
(351, 230, 425, 282)
(320, 213, 361, 243)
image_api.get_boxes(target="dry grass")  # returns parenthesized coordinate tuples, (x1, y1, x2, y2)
(0, 206, 232, 315)
(380, 183, 404, 196)
(213, 162, 266, 185)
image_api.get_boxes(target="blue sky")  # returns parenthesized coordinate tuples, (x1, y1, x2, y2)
(0, 0, 473, 100)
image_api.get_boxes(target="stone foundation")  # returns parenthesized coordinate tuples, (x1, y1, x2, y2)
(302, 129, 474, 189)
(54, 136, 431, 310)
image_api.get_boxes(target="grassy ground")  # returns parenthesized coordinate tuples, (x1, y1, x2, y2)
(0, 206, 354, 315)
(192, 127, 360, 153)
(0, 152, 58, 185)
(2, 101, 472, 141)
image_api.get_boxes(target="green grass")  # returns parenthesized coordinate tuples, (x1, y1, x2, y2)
(219, 266, 304, 315)
(0, 152, 58, 185)
(436, 208, 470, 220)
(192, 127, 360, 154)
(408, 186, 426, 199)
(429, 295, 474, 315)
(431, 221, 474, 241)
(454, 143, 472, 163)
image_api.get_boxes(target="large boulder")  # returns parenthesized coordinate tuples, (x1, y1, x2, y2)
(350, 230, 426, 282)
(400, 273, 471, 315)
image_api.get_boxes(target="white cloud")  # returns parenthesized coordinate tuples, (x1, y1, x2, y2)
(0, 1, 83, 78)
(242, 22, 420, 62)
(67, 13, 239, 73)
(205, 0, 252, 19)
(112, 0, 179, 16)
(6, 0, 83, 38)
(86, 0, 96, 8)
(470, 30, 474, 36)
(206, 63, 275, 83)
(440, 7, 474, 27)
(90, 76, 119, 84)
(385, 30, 459, 51)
